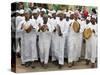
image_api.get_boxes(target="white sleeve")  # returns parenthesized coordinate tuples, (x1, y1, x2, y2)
(62, 21, 69, 36)
(80, 24, 85, 33)
(17, 20, 24, 31)
(93, 25, 98, 36)
(48, 23, 52, 32)
(16, 17, 18, 26)
(31, 20, 39, 31)
(95, 25, 98, 36)
(51, 23, 56, 32)
(38, 18, 43, 25)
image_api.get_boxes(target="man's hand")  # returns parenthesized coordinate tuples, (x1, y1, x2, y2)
(53, 28, 56, 32)
(59, 32, 63, 36)
(93, 29, 95, 33)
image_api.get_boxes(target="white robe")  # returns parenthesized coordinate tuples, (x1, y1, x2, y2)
(49, 18, 58, 61)
(31, 18, 43, 59)
(38, 23, 52, 64)
(16, 16, 25, 38)
(51, 19, 67, 65)
(16, 16, 25, 53)
(64, 20, 71, 58)
(76, 20, 83, 59)
(85, 23, 97, 63)
(47, 18, 56, 57)
(20, 19, 38, 64)
(68, 19, 82, 63)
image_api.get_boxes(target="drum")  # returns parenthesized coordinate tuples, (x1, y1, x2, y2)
(38, 25, 49, 32)
(72, 21, 80, 33)
(83, 28, 92, 40)
(23, 24, 32, 33)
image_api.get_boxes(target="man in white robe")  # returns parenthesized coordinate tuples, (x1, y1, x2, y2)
(64, 12, 71, 59)
(68, 13, 83, 67)
(18, 11, 38, 68)
(51, 12, 67, 69)
(85, 15, 97, 68)
(16, 9, 25, 57)
(81, 16, 91, 58)
(49, 10, 58, 62)
(31, 9, 42, 61)
(38, 15, 52, 69)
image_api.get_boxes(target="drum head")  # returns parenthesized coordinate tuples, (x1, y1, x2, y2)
(83, 28, 92, 39)
(25, 25, 33, 33)
(23, 23, 30, 30)
(72, 21, 80, 33)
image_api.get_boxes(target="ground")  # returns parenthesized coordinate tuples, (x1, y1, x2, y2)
(14, 42, 97, 73)
(16, 57, 97, 73)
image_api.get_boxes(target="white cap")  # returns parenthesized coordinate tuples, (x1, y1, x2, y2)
(51, 10, 56, 14)
(19, 9, 24, 14)
(32, 9, 38, 13)
(88, 14, 91, 16)
(74, 10, 79, 14)
(16, 10, 19, 13)
(68, 10, 74, 15)
(36, 8, 40, 12)
(56, 10, 63, 15)
(66, 12, 70, 17)
(70, 11, 74, 14)
(24, 9, 30, 14)
(41, 8, 46, 13)
(87, 16, 91, 20)
(48, 10, 52, 13)
(64, 12, 67, 15)
(68, 10, 72, 13)
(48, 13, 52, 17)
(92, 15, 96, 19)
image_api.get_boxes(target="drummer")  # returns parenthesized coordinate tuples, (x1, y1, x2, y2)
(38, 14, 52, 69)
(16, 9, 25, 58)
(67, 13, 82, 67)
(84, 15, 97, 68)
(18, 10, 38, 68)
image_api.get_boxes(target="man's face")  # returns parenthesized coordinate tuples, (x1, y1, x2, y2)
(86, 20, 90, 24)
(70, 14, 74, 19)
(40, 11, 45, 17)
(59, 13, 64, 21)
(24, 13, 30, 20)
(52, 13, 56, 18)
(66, 17, 69, 21)
(33, 13, 38, 19)
(43, 16, 48, 24)
(19, 3, 24, 9)
(74, 14, 78, 20)
(91, 18, 96, 24)
(64, 14, 66, 18)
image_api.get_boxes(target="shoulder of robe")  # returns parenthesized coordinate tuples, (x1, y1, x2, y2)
(30, 19, 35, 22)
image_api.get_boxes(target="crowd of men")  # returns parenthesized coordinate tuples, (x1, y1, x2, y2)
(11, 3, 98, 69)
